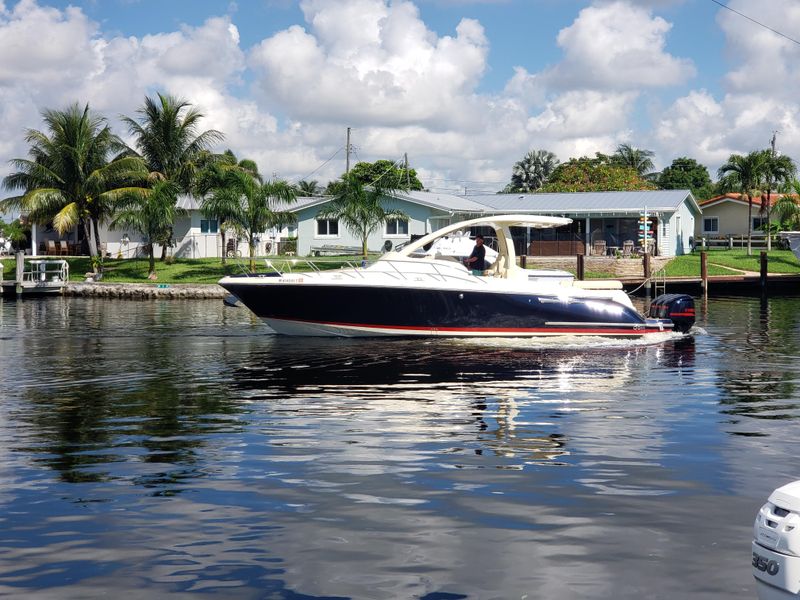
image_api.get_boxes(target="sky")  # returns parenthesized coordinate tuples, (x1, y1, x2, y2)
(1, 0, 799, 196)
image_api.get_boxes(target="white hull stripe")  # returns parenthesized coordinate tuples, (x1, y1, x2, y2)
(263, 318, 671, 337)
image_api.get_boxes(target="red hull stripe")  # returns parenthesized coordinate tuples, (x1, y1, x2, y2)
(669, 311, 695, 317)
(276, 318, 670, 335)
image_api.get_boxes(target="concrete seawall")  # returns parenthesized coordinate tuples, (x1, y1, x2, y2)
(65, 282, 227, 300)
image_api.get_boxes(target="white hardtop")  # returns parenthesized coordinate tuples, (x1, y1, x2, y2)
(383, 214, 572, 271)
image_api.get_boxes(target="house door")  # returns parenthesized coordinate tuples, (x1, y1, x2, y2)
(675, 215, 682, 255)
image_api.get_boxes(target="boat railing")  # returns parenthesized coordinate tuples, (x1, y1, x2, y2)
(261, 256, 487, 286)
(378, 257, 488, 285)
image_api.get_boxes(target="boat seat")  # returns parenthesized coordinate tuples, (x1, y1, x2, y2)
(484, 255, 506, 278)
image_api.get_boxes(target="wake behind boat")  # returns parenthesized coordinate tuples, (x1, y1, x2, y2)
(219, 214, 695, 338)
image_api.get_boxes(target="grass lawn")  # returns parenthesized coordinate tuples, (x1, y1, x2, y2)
(1, 255, 373, 284)
(664, 249, 800, 277)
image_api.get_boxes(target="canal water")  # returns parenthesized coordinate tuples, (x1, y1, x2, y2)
(0, 295, 798, 599)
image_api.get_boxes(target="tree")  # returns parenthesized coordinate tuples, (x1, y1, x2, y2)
(718, 151, 767, 255)
(195, 149, 261, 265)
(759, 149, 796, 250)
(505, 150, 559, 193)
(0, 218, 30, 252)
(318, 173, 406, 258)
(335, 160, 423, 191)
(1, 103, 148, 260)
(111, 181, 184, 278)
(122, 93, 224, 258)
(612, 144, 655, 177)
(206, 169, 296, 271)
(539, 154, 656, 193)
(657, 157, 714, 200)
(773, 179, 800, 231)
(296, 180, 322, 196)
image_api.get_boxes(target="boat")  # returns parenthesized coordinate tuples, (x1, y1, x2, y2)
(218, 214, 695, 338)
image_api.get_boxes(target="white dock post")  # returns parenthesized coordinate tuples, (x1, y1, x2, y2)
(15, 252, 24, 295)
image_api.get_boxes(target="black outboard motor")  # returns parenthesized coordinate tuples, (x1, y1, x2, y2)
(648, 294, 696, 333)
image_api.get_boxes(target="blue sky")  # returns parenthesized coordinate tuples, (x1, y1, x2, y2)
(2, 0, 799, 195)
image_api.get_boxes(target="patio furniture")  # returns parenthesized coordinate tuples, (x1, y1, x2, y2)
(60, 240, 69, 256)
(622, 240, 634, 258)
(592, 239, 606, 256)
(46, 240, 58, 256)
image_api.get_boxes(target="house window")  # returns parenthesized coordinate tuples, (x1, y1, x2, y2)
(703, 217, 719, 234)
(752, 217, 768, 232)
(316, 218, 339, 237)
(200, 219, 218, 234)
(385, 218, 409, 236)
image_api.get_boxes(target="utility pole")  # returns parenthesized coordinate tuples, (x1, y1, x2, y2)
(767, 130, 778, 251)
(345, 127, 351, 175)
(404, 153, 410, 188)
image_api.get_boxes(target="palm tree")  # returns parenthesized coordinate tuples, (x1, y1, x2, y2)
(110, 180, 184, 278)
(718, 151, 767, 255)
(1, 103, 148, 260)
(206, 169, 296, 271)
(122, 93, 224, 258)
(296, 180, 321, 197)
(613, 144, 655, 177)
(318, 174, 406, 258)
(195, 150, 261, 265)
(507, 150, 559, 193)
(773, 179, 800, 231)
(759, 150, 796, 250)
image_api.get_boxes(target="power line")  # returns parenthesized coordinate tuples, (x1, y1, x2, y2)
(291, 147, 344, 184)
(710, 0, 800, 47)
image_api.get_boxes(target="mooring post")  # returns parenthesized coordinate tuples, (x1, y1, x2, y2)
(15, 251, 24, 296)
(577, 253, 585, 281)
(519, 255, 527, 269)
(643, 252, 651, 297)
(760, 251, 768, 291)
(700, 251, 708, 294)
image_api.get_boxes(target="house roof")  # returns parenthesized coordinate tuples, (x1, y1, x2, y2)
(185, 189, 700, 216)
(176, 194, 200, 210)
(466, 189, 698, 215)
(700, 192, 799, 209)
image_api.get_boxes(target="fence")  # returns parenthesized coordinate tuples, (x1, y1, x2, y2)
(698, 233, 778, 250)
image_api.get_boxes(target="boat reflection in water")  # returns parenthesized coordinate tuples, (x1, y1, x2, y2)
(229, 334, 694, 470)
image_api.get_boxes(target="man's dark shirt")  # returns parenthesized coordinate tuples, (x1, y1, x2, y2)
(469, 244, 486, 271)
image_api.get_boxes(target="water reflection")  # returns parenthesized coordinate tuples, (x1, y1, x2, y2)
(1, 296, 799, 598)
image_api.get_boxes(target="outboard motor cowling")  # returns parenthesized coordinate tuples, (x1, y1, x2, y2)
(648, 293, 695, 333)
(753, 480, 800, 599)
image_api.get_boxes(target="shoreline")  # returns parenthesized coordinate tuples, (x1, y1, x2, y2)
(64, 282, 227, 299)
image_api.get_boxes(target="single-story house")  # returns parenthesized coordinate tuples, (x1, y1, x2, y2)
(696, 193, 798, 240)
(291, 189, 700, 258)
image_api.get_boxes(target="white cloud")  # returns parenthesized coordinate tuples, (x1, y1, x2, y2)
(651, 0, 800, 176)
(548, 1, 695, 91)
(249, 0, 489, 129)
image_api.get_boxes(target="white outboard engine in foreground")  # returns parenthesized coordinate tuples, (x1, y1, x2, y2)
(753, 480, 800, 599)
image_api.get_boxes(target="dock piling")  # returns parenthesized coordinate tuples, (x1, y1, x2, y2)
(15, 252, 24, 296)
(700, 251, 708, 294)
(760, 251, 768, 290)
(577, 253, 585, 281)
